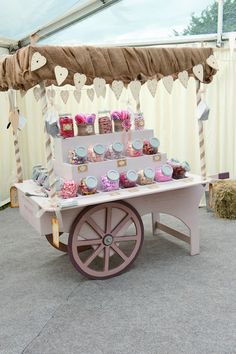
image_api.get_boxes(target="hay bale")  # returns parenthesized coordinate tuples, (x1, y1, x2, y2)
(212, 180, 236, 219)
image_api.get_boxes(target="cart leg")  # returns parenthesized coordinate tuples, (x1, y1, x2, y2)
(152, 212, 161, 236)
(189, 221, 200, 256)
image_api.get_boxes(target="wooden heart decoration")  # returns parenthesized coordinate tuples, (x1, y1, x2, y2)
(9, 111, 19, 133)
(60, 90, 69, 104)
(93, 77, 106, 98)
(54, 66, 68, 86)
(87, 88, 95, 102)
(47, 89, 56, 100)
(193, 64, 204, 82)
(33, 86, 41, 101)
(206, 55, 219, 70)
(74, 90, 81, 103)
(74, 73, 86, 90)
(31, 52, 47, 71)
(111, 80, 124, 100)
(147, 79, 158, 97)
(129, 80, 141, 102)
(162, 75, 174, 94)
(178, 71, 189, 88)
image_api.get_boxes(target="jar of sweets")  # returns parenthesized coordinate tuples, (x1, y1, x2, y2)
(137, 167, 155, 185)
(126, 139, 143, 157)
(101, 170, 120, 192)
(88, 144, 106, 162)
(68, 145, 87, 165)
(143, 137, 160, 155)
(119, 170, 138, 188)
(59, 114, 74, 138)
(78, 176, 98, 195)
(155, 164, 173, 182)
(105, 142, 124, 160)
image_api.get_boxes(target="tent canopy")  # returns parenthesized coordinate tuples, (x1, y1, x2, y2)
(0, 45, 216, 91)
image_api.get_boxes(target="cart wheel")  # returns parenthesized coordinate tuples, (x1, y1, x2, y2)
(45, 233, 68, 253)
(68, 201, 144, 279)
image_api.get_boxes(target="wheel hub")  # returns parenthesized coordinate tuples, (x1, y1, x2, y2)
(103, 234, 113, 246)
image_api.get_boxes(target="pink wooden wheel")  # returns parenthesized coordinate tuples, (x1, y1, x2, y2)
(68, 201, 144, 279)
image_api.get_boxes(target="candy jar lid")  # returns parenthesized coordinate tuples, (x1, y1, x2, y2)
(132, 139, 143, 151)
(112, 142, 123, 153)
(107, 170, 119, 181)
(170, 158, 180, 164)
(144, 167, 155, 179)
(126, 170, 138, 182)
(75, 145, 87, 158)
(149, 137, 160, 148)
(161, 164, 173, 177)
(93, 144, 105, 155)
(85, 176, 98, 189)
(181, 161, 190, 171)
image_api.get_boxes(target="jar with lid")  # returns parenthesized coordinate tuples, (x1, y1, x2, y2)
(59, 113, 74, 138)
(32, 165, 43, 181)
(88, 144, 106, 162)
(155, 164, 173, 182)
(167, 159, 190, 179)
(134, 112, 145, 131)
(119, 170, 138, 188)
(36, 168, 48, 186)
(98, 111, 112, 134)
(105, 142, 124, 160)
(137, 167, 155, 185)
(60, 180, 78, 199)
(68, 145, 87, 165)
(101, 170, 120, 192)
(143, 137, 160, 155)
(78, 176, 98, 195)
(126, 139, 143, 157)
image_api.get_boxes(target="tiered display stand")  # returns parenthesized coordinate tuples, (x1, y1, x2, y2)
(0, 45, 217, 279)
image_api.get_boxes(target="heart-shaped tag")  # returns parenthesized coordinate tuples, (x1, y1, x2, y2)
(147, 79, 158, 97)
(74, 73, 86, 90)
(87, 88, 95, 102)
(9, 111, 19, 133)
(47, 89, 56, 100)
(162, 76, 174, 94)
(74, 90, 81, 103)
(178, 71, 189, 88)
(93, 77, 106, 98)
(111, 80, 124, 100)
(206, 55, 219, 70)
(31, 52, 47, 71)
(60, 90, 69, 104)
(193, 64, 204, 82)
(33, 86, 42, 102)
(129, 80, 141, 102)
(54, 66, 68, 86)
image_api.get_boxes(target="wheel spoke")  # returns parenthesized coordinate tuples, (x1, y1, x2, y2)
(104, 246, 110, 272)
(111, 213, 131, 236)
(84, 244, 104, 267)
(111, 243, 128, 261)
(76, 239, 102, 247)
(86, 217, 105, 238)
(106, 206, 112, 233)
(114, 235, 137, 242)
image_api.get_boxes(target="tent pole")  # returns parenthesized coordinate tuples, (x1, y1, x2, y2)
(196, 81, 207, 180)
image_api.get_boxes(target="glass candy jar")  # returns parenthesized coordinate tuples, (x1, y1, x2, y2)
(126, 139, 143, 157)
(155, 164, 173, 182)
(68, 145, 87, 165)
(60, 180, 78, 199)
(101, 170, 120, 192)
(78, 176, 98, 195)
(88, 144, 106, 162)
(143, 137, 160, 155)
(137, 167, 155, 185)
(134, 112, 145, 131)
(32, 165, 43, 181)
(98, 111, 112, 134)
(167, 159, 190, 179)
(120, 170, 138, 188)
(36, 168, 48, 186)
(105, 142, 124, 160)
(59, 114, 74, 138)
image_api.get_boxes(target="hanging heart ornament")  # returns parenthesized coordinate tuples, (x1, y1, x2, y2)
(206, 55, 219, 70)
(74, 73, 87, 90)
(31, 52, 47, 71)
(130, 80, 141, 102)
(111, 80, 124, 100)
(60, 90, 69, 104)
(162, 75, 174, 94)
(178, 71, 189, 88)
(87, 88, 95, 102)
(54, 66, 69, 86)
(93, 77, 106, 98)
(74, 90, 81, 103)
(193, 64, 204, 82)
(33, 86, 42, 101)
(147, 79, 158, 97)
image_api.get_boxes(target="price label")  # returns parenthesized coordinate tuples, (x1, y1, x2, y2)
(78, 164, 88, 173)
(153, 154, 161, 162)
(117, 159, 127, 168)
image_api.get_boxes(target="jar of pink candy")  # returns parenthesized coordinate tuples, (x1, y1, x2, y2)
(101, 170, 120, 192)
(120, 170, 138, 188)
(60, 180, 78, 199)
(134, 112, 145, 131)
(105, 141, 124, 160)
(75, 113, 96, 136)
(111, 110, 132, 132)
(88, 144, 106, 162)
(126, 139, 143, 157)
(137, 167, 155, 185)
(155, 164, 173, 182)
(59, 114, 74, 138)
